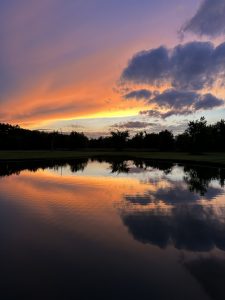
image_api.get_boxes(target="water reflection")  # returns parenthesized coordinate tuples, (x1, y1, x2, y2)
(0, 158, 89, 177)
(183, 165, 225, 195)
(184, 257, 225, 300)
(0, 158, 225, 299)
(1, 158, 225, 191)
(122, 205, 225, 251)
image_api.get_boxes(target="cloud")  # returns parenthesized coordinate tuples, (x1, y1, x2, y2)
(121, 41, 225, 91)
(140, 90, 224, 118)
(70, 124, 85, 129)
(170, 42, 214, 91)
(181, 0, 225, 37)
(139, 110, 162, 118)
(121, 46, 169, 85)
(121, 41, 225, 118)
(194, 93, 224, 110)
(111, 121, 153, 129)
(123, 89, 152, 100)
(151, 89, 198, 109)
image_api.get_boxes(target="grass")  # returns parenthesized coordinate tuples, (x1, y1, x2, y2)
(0, 150, 225, 166)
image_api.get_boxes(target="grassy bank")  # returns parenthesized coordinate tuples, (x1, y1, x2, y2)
(0, 150, 225, 166)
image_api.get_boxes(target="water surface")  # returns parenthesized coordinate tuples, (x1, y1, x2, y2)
(0, 158, 225, 299)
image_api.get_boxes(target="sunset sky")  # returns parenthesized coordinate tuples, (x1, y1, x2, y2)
(1, 0, 225, 136)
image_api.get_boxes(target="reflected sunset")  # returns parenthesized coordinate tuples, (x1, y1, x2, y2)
(0, 159, 225, 298)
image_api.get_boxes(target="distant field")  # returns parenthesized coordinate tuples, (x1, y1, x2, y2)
(0, 150, 225, 166)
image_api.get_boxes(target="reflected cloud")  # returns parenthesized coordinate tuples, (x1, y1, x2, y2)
(1, 158, 225, 256)
(122, 204, 225, 252)
(125, 183, 223, 206)
(0, 158, 225, 299)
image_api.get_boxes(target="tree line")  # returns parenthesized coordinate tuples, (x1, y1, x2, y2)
(0, 117, 225, 152)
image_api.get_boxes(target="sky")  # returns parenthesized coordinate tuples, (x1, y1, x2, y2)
(1, 0, 225, 136)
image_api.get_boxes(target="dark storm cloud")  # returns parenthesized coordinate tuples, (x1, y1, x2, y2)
(111, 121, 153, 129)
(151, 89, 198, 109)
(121, 46, 169, 85)
(123, 89, 152, 100)
(194, 93, 224, 110)
(140, 90, 224, 118)
(181, 0, 225, 37)
(121, 41, 225, 91)
(170, 42, 213, 91)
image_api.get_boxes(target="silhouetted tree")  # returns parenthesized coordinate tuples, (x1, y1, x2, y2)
(176, 133, 191, 152)
(1, 117, 225, 152)
(185, 117, 208, 153)
(110, 130, 129, 150)
(144, 133, 160, 150)
(213, 120, 225, 151)
(158, 130, 174, 151)
(70, 131, 88, 149)
(128, 132, 145, 148)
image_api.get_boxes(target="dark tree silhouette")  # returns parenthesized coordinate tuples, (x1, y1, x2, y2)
(158, 130, 174, 151)
(184, 117, 208, 153)
(1, 118, 225, 152)
(109, 130, 129, 150)
(70, 131, 89, 149)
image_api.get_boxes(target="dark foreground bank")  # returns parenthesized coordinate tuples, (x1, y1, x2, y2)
(0, 151, 225, 167)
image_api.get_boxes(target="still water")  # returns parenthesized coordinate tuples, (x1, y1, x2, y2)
(0, 158, 225, 299)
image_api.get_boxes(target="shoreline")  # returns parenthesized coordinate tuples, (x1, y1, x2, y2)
(0, 151, 225, 167)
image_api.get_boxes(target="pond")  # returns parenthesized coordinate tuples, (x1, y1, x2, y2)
(0, 158, 225, 299)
